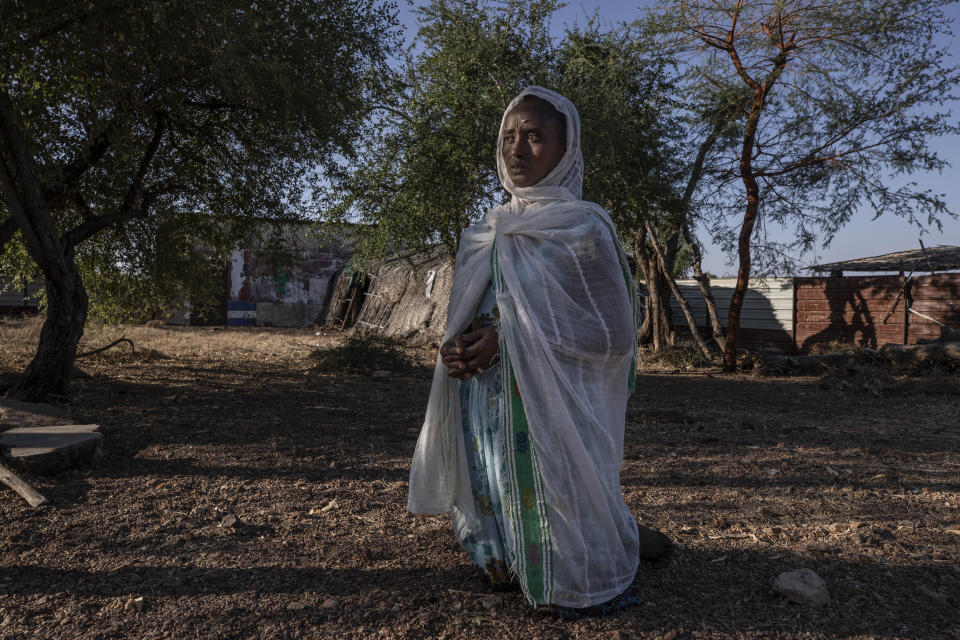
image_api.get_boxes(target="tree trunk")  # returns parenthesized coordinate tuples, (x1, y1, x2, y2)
(634, 230, 673, 351)
(720, 40, 788, 371)
(675, 123, 726, 352)
(681, 221, 725, 351)
(722, 167, 761, 371)
(9, 267, 88, 402)
(646, 222, 712, 358)
(0, 87, 88, 402)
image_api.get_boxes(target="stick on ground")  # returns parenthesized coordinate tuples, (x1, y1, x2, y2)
(76, 336, 135, 359)
(0, 460, 48, 507)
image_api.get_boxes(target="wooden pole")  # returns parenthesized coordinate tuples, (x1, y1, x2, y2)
(0, 460, 48, 507)
(903, 276, 911, 345)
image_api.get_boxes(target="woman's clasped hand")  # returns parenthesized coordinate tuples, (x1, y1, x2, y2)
(439, 326, 499, 379)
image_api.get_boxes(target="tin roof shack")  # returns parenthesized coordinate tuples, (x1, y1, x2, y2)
(0, 279, 42, 315)
(226, 225, 356, 327)
(670, 278, 795, 351)
(798, 245, 960, 350)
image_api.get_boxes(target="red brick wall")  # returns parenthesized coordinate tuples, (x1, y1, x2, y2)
(908, 274, 960, 342)
(794, 274, 960, 350)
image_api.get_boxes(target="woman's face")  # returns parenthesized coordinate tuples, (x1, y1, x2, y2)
(501, 102, 565, 188)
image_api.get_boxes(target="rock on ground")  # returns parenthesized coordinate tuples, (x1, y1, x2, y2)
(773, 568, 829, 607)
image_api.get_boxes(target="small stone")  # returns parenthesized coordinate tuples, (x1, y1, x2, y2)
(159, 535, 184, 549)
(772, 569, 829, 607)
(321, 598, 339, 610)
(220, 514, 239, 528)
(286, 602, 306, 611)
(873, 527, 895, 541)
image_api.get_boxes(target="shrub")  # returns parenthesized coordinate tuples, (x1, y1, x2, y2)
(310, 332, 427, 376)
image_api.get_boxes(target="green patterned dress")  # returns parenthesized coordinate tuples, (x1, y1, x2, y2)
(453, 282, 518, 587)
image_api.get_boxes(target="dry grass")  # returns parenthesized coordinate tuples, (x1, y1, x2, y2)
(635, 338, 719, 372)
(807, 339, 864, 355)
(0, 316, 331, 374)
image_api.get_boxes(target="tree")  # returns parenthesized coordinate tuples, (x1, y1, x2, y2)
(652, 0, 960, 369)
(322, 0, 559, 266)
(554, 22, 695, 352)
(325, 1, 692, 353)
(0, 0, 399, 401)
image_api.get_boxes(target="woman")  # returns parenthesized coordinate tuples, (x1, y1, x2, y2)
(408, 87, 655, 612)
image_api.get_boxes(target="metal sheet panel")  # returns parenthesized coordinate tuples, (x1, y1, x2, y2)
(669, 278, 794, 331)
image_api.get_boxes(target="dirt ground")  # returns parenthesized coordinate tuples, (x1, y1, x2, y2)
(0, 320, 958, 640)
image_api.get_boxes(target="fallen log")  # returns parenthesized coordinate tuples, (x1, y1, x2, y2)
(880, 342, 960, 369)
(916, 325, 960, 345)
(0, 460, 48, 507)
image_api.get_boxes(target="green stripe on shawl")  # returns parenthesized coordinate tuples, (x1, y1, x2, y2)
(492, 236, 553, 605)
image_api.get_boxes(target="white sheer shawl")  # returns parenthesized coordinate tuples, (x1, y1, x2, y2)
(407, 86, 640, 607)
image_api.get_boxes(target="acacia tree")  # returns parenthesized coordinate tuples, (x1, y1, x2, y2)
(653, 0, 959, 369)
(0, 0, 399, 401)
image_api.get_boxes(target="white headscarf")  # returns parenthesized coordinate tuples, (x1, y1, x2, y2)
(495, 86, 585, 208)
(409, 87, 640, 608)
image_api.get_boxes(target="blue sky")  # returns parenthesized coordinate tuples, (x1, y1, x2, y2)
(395, 1, 960, 276)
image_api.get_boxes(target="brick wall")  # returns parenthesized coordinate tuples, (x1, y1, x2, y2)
(794, 274, 960, 350)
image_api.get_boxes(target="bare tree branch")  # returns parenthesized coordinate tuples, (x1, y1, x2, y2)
(62, 111, 169, 249)
(367, 104, 415, 124)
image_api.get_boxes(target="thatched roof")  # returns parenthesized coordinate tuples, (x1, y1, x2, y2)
(809, 245, 960, 273)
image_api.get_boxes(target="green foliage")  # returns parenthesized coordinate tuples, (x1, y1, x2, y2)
(323, 0, 558, 266)
(321, 1, 687, 266)
(310, 331, 427, 375)
(556, 22, 685, 243)
(0, 0, 401, 320)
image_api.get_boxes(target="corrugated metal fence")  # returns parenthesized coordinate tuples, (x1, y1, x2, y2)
(670, 278, 795, 350)
(671, 274, 960, 352)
